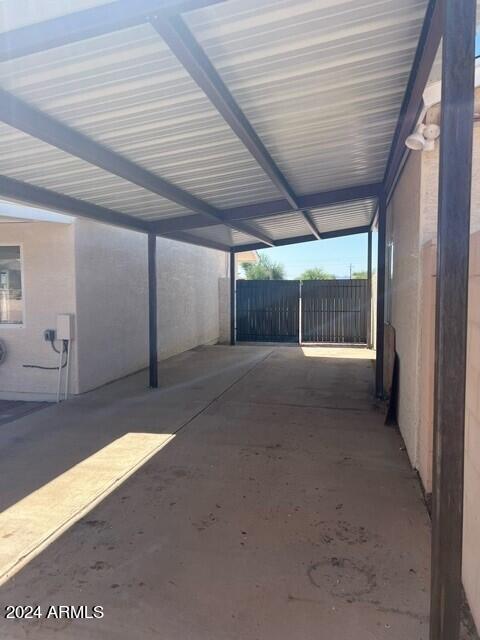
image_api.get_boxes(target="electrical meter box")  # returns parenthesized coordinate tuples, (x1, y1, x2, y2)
(56, 314, 74, 341)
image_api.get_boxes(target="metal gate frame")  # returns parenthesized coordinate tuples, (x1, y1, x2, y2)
(236, 280, 300, 343)
(236, 279, 368, 344)
(300, 279, 368, 344)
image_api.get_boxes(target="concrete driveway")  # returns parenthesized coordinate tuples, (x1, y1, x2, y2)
(0, 345, 433, 639)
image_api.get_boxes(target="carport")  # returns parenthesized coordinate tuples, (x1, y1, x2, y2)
(0, 1, 477, 637)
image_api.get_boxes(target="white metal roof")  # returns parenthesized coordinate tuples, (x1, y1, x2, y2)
(0, 0, 431, 250)
(186, 0, 426, 193)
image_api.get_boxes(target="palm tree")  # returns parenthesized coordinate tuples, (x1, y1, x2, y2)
(241, 254, 285, 280)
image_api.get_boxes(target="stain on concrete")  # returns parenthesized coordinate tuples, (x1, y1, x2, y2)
(308, 557, 377, 599)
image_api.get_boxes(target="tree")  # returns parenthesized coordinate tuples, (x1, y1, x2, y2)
(352, 270, 368, 279)
(241, 254, 285, 280)
(299, 267, 335, 281)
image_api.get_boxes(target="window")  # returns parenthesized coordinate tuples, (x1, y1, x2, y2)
(0, 246, 23, 325)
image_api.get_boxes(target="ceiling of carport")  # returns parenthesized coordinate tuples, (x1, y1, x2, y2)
(0, 0, 432, 250)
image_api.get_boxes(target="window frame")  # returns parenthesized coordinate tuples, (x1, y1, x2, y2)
(0, 242, 25, 328)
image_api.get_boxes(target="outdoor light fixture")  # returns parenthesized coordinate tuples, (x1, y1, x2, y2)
(405, 123, 440, 152)
(405, 124, 426, 150)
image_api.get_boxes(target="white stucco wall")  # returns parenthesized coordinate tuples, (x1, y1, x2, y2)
(0, 221, 76, 400)
(156, 238, 228, 359)
(387, 151, 423, 466)
(74, 222, 228, 392)
(388, 122, 480, 632)
(218, 277, 231, 344)
(422, 124, 480, 629)
(73, 220, 149, 394)
(1, 219, 229, 398)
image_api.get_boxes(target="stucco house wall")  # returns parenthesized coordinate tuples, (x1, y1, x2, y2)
(387, 121, 480, 631)
(386, 150, 423, 466)
(0, 218, 228, 399)
(73, 220, 149, 394)
(421, 124, 480, 632)
(0, 221, 77, 400)
(156, 238, 228, 360)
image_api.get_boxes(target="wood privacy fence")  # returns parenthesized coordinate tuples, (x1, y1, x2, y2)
(236, 279, 368, 344)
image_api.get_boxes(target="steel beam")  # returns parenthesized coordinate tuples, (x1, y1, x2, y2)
(151, 15, 322, 236)
(0, 0, 226, 62)
(165, 231, 231, 252)
(383, 0, 442, 197)
(301, 210, 322, 240)
(430, 1, 476, 638)
(0, 89, 271, 246)
(0, 88, 219, 216)
(230, 251, 236, 345)
(0, 174, 149, 233)
(320, 225, 370, 240)
(375, 194, 386, 399)
(151, 14, 299, 209)
(148, 183, 382, 234)
(367, 229, 372, 348)
(234, 235, 316, 252)
(233, 225, 370, 253)
(148, 233, 158, 389)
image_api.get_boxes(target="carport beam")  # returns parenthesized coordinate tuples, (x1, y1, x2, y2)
(375, 194, 386, 398)
(429, 1, 476, 638)
(230, 251, 236, 346)
(148, 233, 158, 389)
(367, 229, 372, 348)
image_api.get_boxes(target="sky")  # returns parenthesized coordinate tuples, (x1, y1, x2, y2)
(257, 231, 378, 280)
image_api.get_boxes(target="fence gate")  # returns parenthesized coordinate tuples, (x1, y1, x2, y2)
(301, 279, 368, 343)
(236, 280, 300, 342)
(236, 279, 368, 344)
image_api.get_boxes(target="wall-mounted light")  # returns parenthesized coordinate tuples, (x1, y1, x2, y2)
(405, 123, 440, 152)
(405, 124, 426, 150)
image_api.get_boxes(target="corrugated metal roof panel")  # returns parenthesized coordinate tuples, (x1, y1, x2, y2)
(0, 122, 190, 219)
(310, 198, 376, 232)
(231, 229, 258, 245)
(0, 0, 427, 248)
(186, 0, 428, 194)
(254, 212, 312, 240)
(0, 22, 280, 209)
(182, 224, 257, 246)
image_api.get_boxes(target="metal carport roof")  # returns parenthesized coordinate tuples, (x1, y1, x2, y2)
(0, 0, 440, 251)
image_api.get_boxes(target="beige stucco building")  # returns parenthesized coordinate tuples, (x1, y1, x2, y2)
(384, 89, 480, 630)
(0, 212, 228, 400)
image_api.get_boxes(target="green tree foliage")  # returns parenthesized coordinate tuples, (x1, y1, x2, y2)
(241, 254, 285, 280)
(352, 270, 368, 279)
(299, 267, 335, 281)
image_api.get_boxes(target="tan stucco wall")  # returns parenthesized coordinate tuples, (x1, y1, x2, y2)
(389, 123, 480, 632)
(156, 238, 228, 360)
(74, 220, 229, 392)
(465, 230, 480, 629)
(1, 219, 229, 398)
(387, 151, 423, 466)
(0, 222, 77, 400)
(73, 220, 149, 394)
(417, 240, 436, 494)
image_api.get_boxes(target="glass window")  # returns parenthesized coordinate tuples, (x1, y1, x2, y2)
(0, 246, 23, 325)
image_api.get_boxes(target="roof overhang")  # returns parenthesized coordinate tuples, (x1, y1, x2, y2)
(0, 0, 445, 252)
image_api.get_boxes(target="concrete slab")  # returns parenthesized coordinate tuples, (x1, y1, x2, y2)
(0, 345, 438, 638)
(0, 400, 48, 426)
